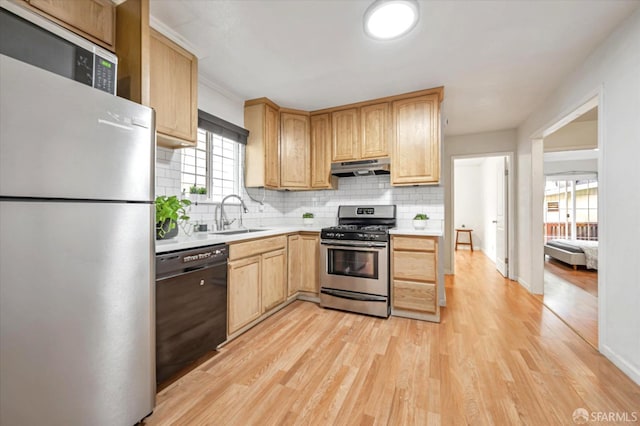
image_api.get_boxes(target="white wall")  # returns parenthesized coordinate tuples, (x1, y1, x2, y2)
(453, 157, 503, 261)
(454, 161, 484, 251)
(516, 8, 640, 384)
(198, 81, 245, 127)
(443, 129, 517, 274)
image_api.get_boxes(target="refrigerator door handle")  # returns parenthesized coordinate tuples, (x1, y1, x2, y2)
(97, 119, 134, 131)
(131, 117, 151, 129)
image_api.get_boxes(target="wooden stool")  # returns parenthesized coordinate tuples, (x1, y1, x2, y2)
(455, 229, 473, 251)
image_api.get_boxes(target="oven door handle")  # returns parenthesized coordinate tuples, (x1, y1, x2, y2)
(320, 240, 387, 249)
(321, 288, 387, 302)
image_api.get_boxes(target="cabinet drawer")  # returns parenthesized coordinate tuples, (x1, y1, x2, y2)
(393, 280, 437, 313)
(392, 236, 436, 251)
(393, 250, 435, 282)
(229, 235, 287, 260)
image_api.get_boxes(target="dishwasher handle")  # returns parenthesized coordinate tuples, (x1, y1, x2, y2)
(156, 259, 228, 281)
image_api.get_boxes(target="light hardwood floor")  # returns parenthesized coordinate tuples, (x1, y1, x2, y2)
(144, 250, 639, 425)
(542, 257, 598, 348)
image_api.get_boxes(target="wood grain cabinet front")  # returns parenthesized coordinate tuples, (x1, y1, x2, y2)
(24, 0, 116, 51)
(115, 0, 198, 148)
(244, 99, 280, 188)
(391, 94, 440, 185)
(261, 248, 287, 312)
(310, 113, 337, 189)
(280, 110, 311, 189)
(228, 255, 261, 335)
(391, 235, 440, 322)
(149, 29, 198, 146)
(227, 235, 288, 337)
(360, 102, 390, 159)
(331, 108, 360, 162)
(287, 233, 319, 296)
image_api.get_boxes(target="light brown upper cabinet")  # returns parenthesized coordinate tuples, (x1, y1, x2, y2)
(280, 110, 311, 189)
(331, 108, 359, 162)
(149, 29, 198, 146)
(24, 0, 116, 51)
(330, 103, 389, 163)
(115, 0, 198, 148)
(244, 99, 280, 188)
(310, 113, 337, 189)
(360, 102, 390, 159)
(245, 86, 442, 188)
(391, 94, 440, 185)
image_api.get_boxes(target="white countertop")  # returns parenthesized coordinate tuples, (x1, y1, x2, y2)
(156, 225, 444, 253)
(155, 226, 322, 253)
(390, 228, 444, 237)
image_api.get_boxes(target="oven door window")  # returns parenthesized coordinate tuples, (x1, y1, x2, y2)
(327, 248, 378, 280)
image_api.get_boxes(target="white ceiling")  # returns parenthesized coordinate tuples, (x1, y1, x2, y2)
(150, 0, 639, 136)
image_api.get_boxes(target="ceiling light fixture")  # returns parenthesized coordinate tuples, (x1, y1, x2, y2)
(363, 0, 419, 41)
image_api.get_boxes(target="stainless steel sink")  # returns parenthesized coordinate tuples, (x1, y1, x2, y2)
(209, 228, 270, 236)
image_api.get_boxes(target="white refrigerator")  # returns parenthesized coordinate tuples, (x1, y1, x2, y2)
(0, 54, 156, 425)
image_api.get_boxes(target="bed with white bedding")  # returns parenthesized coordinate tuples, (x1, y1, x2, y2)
(544, 239, 598, 270)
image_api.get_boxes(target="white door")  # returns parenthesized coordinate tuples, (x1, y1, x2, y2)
(495, 157, 509, 277)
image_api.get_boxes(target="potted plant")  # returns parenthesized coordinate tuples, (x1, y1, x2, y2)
(413, 213, 429, 230)
(302, 212, 314, 226)
(197, 186, 207, 202)
(156, 195, 191, 239)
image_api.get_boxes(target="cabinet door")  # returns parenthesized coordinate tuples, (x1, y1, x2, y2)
(149, 29, 198, 146)
(287, 235, 301, 296)
(391, 94, 440, 185)
(393, 280, 437, 313)
(264, 104, 281, 188)
(280, 112, 310, 188)
(28, 0, 115, 49)
(360, 102, 389, 159)
(262, 249, 287, 312)
(331, 108, 359, 162)
(310, 114, 333, 188)
(228, 255, 261, 335)
(299, 234, 319, 293)
(393, 250, 436, 282)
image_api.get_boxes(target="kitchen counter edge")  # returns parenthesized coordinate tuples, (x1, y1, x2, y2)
(389, 228, 443, 237)
(155, 226, 322, 253)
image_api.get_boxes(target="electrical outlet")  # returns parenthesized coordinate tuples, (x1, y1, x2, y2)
(259, 204, 264, 212)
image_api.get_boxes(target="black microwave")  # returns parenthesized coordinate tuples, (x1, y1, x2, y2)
(0, 1, 117, 95)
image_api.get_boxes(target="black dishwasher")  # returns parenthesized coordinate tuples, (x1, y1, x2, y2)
(155, 243, 228, 384)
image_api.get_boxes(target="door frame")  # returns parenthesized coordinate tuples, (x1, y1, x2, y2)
(450, 152, 516, 280)
(529, 91, 603, 349)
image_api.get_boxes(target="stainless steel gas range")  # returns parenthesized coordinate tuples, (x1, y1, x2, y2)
(319, 205, 396, 318)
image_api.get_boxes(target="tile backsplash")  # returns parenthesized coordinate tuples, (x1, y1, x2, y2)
(156, 147, 444, 234)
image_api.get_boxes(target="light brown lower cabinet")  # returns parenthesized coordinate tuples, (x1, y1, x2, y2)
(287, 233, 320, 296)
(228, 255, 261, 335)
(391, 235, 440, 322)
(261, 248, 287, 312)
(227, 236, 287, 336)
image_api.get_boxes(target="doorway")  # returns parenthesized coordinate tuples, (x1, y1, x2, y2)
(452, 155, 510, 276)
(539, 104, 600, 349)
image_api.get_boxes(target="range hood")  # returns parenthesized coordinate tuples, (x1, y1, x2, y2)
(330, 158, 390, 177)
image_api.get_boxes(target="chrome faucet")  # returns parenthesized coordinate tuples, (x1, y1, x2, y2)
(216, 194, 249, 230)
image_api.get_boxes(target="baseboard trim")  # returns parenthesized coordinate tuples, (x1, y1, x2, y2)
(518, 277, 531, 292)
(600, 344, 640, 386)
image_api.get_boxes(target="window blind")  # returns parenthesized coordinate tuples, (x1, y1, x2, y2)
(197, 109, 249, 145)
